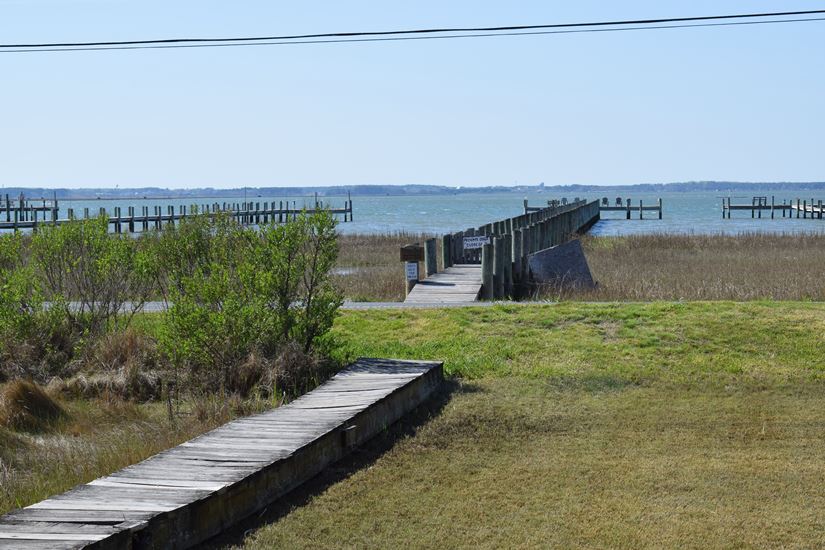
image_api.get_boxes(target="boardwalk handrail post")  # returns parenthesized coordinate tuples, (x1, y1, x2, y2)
(481, 243, 494, 300)
(424, 238, 437, 277)
(441, 234, 452, 270)
(493, 236, 504, 299)
(503, 233, 513, 298)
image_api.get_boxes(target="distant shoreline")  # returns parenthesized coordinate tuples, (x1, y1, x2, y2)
(1, 181, 824, 201)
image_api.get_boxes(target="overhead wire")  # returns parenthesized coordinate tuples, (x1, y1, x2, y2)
(1, 9, 823, 53)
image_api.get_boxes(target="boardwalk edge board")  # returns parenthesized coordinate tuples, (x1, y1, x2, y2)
(0, 358, 444, 549)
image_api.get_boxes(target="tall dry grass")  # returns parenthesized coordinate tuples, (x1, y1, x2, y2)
(337, 231, 825, 302)
(335, 232, 432, 302)
(569, 232, 825, 301)
(0, 385, 240, 515)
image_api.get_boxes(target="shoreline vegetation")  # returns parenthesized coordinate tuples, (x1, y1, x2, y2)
(2, 222, 825, 546)
(334, 231, 825, 302)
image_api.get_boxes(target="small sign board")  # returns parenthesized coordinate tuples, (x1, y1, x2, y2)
(463, 236, 491, 250)
(405, 261, 419, 281)
(400, 244, 425, 262)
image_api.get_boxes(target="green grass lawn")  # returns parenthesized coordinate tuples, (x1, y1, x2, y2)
(236, 302, 825, 549)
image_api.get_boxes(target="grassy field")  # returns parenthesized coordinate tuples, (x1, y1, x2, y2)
(233, 302, 825, 549)
(334, 232, 825, 302)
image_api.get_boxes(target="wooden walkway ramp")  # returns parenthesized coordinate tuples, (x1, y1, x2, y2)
(0, 358, 443, 549)
(404, 264, 482, 304)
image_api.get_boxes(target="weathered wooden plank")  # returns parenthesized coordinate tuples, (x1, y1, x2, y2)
(2, 509, 153, 525)
(0, 540, 85, 550)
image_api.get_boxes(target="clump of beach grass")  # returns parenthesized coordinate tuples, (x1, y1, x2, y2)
(0, 380, 66, 432)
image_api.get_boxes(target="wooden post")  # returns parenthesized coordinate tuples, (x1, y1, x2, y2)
(626, 199, 631, 220)
(771, 196, 775, 219)
(639, 199, 644, 220)
(513, 227, 524, 286)
(797, 198, 800, 218)
(503, 233, 513, 298)
(441, 234, 452, 269)
(492, 237, 504, 299)
(658, 198, 662, 219)
(481, 243, 494, 300)
(803, 200, 807, 219)
(424, 238, 437, 277)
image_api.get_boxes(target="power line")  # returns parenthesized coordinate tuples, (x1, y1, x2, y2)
(2, 9, 824, 53)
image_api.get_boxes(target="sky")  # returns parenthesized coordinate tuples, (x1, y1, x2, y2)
(0, 1, 823, 189)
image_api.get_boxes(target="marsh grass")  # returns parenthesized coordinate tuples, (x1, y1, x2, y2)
(0, 392, 232, 515)
(570, 232, 825, 301)
(335, 232, 432, 301)
(335, 231, 825, 302)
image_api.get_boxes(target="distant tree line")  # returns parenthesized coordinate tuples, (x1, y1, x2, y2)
(4, 181, 825, 200)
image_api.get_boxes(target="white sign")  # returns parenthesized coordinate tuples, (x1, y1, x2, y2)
(463, 236, 491, 250)
(405, 261, 419, 281)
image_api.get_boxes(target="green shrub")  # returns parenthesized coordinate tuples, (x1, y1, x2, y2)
(158, 210, 342, 395)
(30, 217, 156, 336)
(0, 234, 40, 342)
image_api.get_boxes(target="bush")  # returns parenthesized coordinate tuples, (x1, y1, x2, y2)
(0, 210, 342, 401)
(30, 216, 156, 336)
(0, 234, 40, 345)
(158, 210, 342, 396)
(0, 234, 68, 381)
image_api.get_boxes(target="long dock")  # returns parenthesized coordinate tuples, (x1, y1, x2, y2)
(0, 358, 443, 549)
(402, 199, 600, 303)
(525, 197, 663, 220)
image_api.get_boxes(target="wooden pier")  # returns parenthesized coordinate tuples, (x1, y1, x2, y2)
(524, 197, 663, 220)
(0, 358, 443, 549)
(402, 199, 600, 303)
(598, 197, 663, 220)
(721, 196, 825, 220)
(0, 194, 353, 232)
(0, 194, 59, 226)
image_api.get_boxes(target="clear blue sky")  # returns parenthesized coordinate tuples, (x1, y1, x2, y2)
(1, 1, 823, 189)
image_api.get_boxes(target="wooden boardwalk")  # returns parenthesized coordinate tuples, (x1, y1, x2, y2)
(0, 358, 443, 549)
(404, 264, 483, 304)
